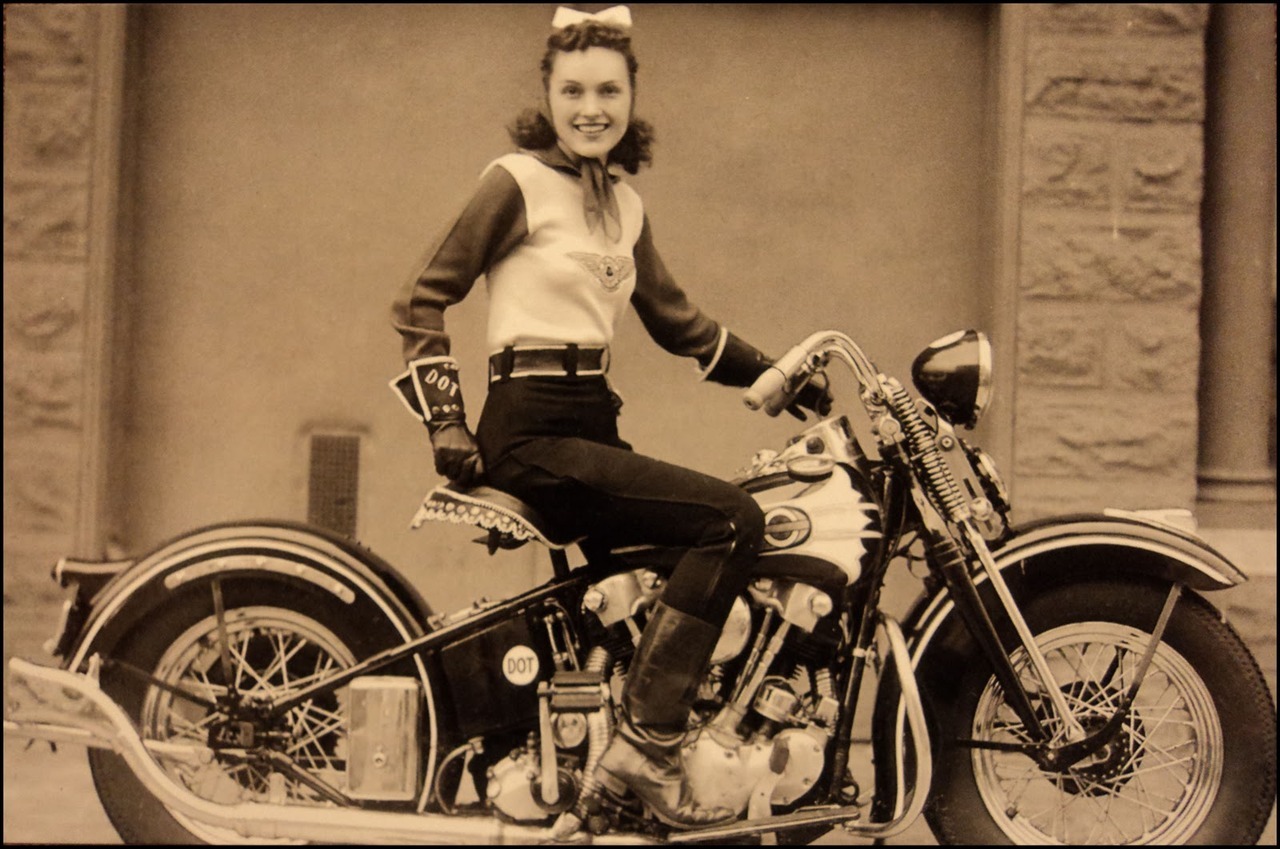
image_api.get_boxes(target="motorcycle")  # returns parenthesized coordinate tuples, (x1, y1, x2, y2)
(5, 328, 1276, 845)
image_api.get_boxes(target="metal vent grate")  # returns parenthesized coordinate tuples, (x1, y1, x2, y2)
(308, 433, 360, 537)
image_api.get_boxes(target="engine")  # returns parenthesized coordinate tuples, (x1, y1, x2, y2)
(448, 566, 844, 825)
(577, 567, 846, 819)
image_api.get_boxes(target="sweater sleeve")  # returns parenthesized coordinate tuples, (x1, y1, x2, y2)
(391, 165, 527, 363)
(630, 215, 723, 365)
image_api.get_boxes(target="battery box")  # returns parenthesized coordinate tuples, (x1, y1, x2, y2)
(347, 676, 421, 801)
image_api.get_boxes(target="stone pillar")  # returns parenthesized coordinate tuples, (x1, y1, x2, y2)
(3, 5, 129, 598)
(1197, 3, 1277, 526)
(1010, 4, 1209, 520)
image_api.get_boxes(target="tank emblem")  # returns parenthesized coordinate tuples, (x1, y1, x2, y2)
(763, 507, 812, 550)
(501, 645, 540, 686)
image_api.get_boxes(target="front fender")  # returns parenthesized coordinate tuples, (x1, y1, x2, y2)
(992, 509, 1245, 590)
(904, 510, 1245, 655)
(64, 521, 435, 672)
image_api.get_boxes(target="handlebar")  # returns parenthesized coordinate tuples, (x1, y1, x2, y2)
(743, 330, 882, 416)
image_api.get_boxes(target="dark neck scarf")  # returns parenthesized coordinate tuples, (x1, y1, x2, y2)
(535, 143, 623, 243)
(578, 156, 623, 243)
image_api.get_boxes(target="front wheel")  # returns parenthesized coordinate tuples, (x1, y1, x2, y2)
(926, 578, 1276, 845)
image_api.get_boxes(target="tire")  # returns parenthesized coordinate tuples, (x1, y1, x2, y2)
(925, 577, 1276, 845)
(88, 577, 425, 844)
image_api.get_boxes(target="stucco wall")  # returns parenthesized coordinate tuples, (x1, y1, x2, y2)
(1011, 4, 1209, 518)
(107, 4, 993, 610)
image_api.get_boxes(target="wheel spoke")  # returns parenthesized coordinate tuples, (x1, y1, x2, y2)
(165, 708, 218, 741)
(275, 657, 341, 691)
(228, 639, 275, 693)
(1058, 686, 1108, 718)
(1127, 729, 1197, 765)
(233, 631, 250, 692)
(1071, 770, 1182, 818)
(1115, 754, 1197, 783)
(1060, 643, 1095, 688)
(264, 630, 312, 690)
(1130, 772, 1187, 808)
(190, 666, 229, 698)
(142, 607, 362, 824)
(288, 710, 345, 764)
(1095, 645, 1123, 691)
(970, 619, 1223, 844)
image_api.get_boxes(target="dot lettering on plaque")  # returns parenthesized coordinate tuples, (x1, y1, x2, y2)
(501, 645, 539, 686)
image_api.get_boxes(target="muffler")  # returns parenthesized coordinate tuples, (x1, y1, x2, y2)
(4, 657, 650, 845)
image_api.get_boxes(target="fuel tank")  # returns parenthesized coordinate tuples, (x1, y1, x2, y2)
(738, 418, 883, 585)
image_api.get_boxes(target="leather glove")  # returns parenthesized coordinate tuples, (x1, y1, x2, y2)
(390, 356, 485, 487)
(427, 421, 486, 487)
(787, 370, 834, 421)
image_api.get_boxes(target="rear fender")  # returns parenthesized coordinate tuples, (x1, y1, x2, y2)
(63, 521, 435, 672)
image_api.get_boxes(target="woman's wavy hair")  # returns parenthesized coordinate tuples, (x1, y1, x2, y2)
(508, 21, 654, 174)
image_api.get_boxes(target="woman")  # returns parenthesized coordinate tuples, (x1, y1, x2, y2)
(390, 6, 828, 829)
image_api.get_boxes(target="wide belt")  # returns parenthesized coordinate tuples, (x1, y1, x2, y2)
(488, 345, 609, 382)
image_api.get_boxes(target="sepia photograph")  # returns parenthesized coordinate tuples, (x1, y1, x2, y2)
(4, 3, 1275, 844)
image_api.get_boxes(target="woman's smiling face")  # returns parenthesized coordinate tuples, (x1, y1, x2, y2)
(546, 46, 632, 162)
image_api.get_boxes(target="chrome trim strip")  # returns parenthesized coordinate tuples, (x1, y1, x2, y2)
(162, 555, 357, 603)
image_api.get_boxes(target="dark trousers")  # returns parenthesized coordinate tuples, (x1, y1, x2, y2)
(477, 376, 764, 625)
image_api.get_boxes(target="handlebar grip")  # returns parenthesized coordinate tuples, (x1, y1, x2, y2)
(744, 342, 813, 416)
(743, 366, 789, 414)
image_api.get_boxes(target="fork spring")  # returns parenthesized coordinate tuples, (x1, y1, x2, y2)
(886, 384, 966, 520)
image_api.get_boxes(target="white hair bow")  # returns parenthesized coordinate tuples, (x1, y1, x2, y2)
(551, 5, 632, 31)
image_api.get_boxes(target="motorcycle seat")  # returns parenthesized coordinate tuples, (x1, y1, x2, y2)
(411, 484, 579, 549)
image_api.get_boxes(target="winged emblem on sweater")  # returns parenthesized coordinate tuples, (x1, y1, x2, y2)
(568, 252, 635, 292)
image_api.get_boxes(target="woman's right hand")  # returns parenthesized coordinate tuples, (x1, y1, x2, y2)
(428, 422, 486, 488)
(786, 371, 834, 421)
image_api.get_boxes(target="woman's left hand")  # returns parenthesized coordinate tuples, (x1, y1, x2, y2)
(428, 422, 486, 488)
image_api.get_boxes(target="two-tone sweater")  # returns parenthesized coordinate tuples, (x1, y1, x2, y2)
(391, 146, 725, 372)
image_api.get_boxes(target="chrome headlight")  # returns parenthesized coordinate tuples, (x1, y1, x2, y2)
(910, 330, 993, 429)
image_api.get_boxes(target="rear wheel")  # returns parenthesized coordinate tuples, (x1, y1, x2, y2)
(89, 579, 425, 844)
(926, 579, 1276, 845)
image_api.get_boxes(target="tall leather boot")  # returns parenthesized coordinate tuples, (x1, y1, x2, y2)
(592, 600, 734, 828)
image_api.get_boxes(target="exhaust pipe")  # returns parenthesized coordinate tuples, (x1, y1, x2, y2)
(5, 658, 650, 845)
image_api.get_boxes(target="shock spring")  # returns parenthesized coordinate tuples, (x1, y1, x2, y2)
(570, 647, 614, 818)
(886, 383, 966, 521)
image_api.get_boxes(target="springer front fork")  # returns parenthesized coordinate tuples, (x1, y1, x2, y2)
(927, 524, 1082, 744)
